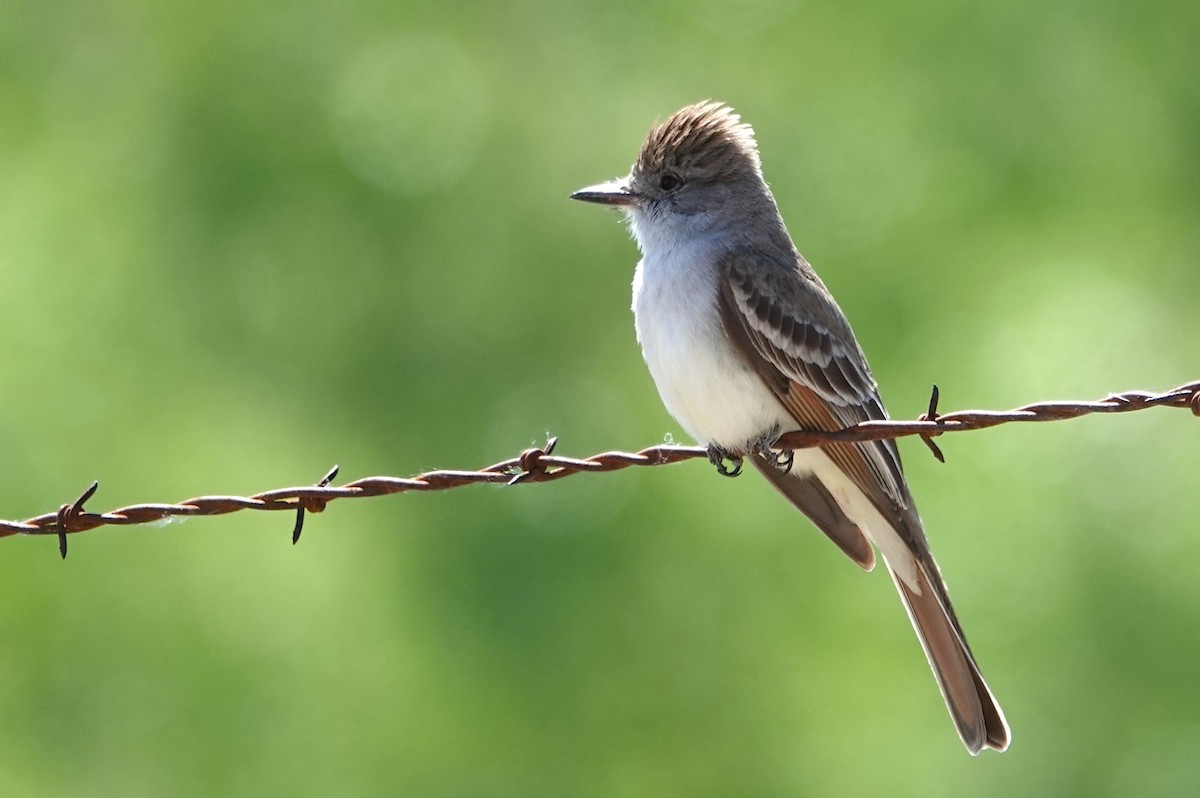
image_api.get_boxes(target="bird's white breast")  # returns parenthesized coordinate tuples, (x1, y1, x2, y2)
(631, 238, 794, 450)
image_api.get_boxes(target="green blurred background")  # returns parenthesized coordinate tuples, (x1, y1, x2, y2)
(2, 0, 1199, 795)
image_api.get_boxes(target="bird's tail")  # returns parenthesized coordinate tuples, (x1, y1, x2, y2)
(889, 559, 1010, 754)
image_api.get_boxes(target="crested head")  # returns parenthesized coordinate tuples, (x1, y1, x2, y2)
(570, 100, 784, 252)
(624, 101, 778, 249)
(634, 101, 762, 184)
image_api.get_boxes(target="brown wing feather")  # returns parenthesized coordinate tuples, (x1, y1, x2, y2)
(750, 456, 876, 570)
(717, 251, 957, 619)
(719, 254, 913, 525)
(716, 249, 1010, 753)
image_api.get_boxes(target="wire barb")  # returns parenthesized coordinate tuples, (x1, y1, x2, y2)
(293, 465, 340, 545)
(918, 384, 946, 463)
(2, 380, 1197, 554)
(55, 481, 99, 560)
(507, 437, 558, 486)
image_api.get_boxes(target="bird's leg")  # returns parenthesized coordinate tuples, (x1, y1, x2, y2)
(706, 444, 743, 478)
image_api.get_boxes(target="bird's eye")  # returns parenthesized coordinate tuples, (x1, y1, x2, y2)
(659, 173, 683, 192)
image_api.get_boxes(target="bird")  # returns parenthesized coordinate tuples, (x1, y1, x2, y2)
(570, 100, 1009, 754)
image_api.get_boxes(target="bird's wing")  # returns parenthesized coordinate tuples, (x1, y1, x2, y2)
(715, 249, 929, 562)
(716, 249, 1010, 753)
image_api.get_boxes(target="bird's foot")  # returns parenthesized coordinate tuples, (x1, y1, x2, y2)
(706, 444, 743, 478)
(752, 438, 794, 475)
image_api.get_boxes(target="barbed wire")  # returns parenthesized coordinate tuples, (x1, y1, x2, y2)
(4, 380, 1198, 558)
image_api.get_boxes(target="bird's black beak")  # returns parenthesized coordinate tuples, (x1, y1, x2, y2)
(570, 179, 640, 207)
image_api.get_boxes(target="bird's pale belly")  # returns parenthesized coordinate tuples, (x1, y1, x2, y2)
(632, 258, 794, 452)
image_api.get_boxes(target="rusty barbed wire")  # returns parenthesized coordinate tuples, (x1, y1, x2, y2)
(3, 380, 1198, 558)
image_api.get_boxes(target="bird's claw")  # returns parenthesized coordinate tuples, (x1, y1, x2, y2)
(706, 445, 743, 478)
(754, 441, 794, 475)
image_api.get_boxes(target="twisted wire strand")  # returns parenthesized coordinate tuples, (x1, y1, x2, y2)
(4, 380, 1198, 557)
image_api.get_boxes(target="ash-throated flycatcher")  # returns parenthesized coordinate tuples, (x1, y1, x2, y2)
(571, 101, 1009, 754)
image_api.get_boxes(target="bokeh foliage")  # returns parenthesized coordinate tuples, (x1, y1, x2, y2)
(2, 0, 1199, 795)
